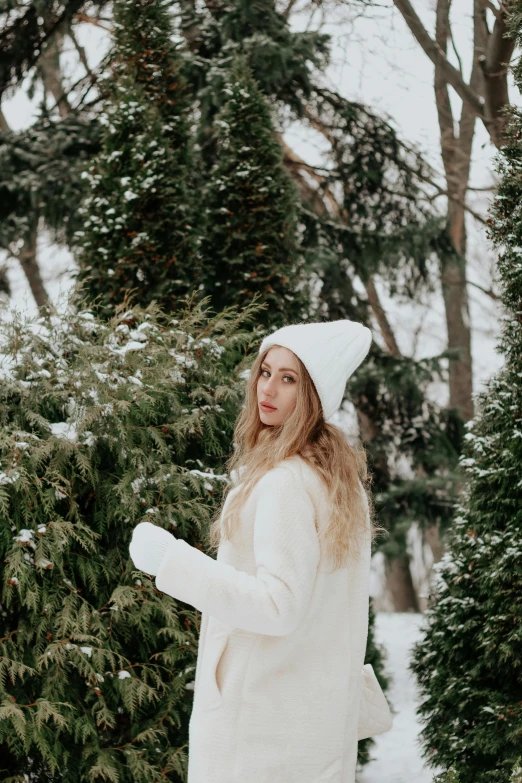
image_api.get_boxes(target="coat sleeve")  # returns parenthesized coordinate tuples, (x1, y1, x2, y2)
(154, 466, 321, 636)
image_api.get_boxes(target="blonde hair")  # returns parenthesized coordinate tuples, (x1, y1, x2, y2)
(207, 344, 385, 571)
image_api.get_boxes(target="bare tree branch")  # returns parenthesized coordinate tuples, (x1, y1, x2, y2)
(393, 0, 489, 125)
(281, 0, 299, 19)
(277, 132, 341, 217)
(0, 0, 87, 96)
(425, 189, 488, 224)
(435, 0, 456, 189)
(0, 100, 49, 307)
(478, 0, 502, 23)
(466, 278, 499, 300)
(365, 276, 402, 356)
(73, 11, 113, 32)
(67, 23, 95, 84)
(449, 19, 464, 74)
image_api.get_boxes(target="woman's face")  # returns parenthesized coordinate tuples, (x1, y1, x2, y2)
(257, 346, 299, 425)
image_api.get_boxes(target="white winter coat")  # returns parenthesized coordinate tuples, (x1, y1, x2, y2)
(154, 455, 372, 783)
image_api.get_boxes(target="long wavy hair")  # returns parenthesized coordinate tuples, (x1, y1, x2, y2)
(207, 344, 385, 571)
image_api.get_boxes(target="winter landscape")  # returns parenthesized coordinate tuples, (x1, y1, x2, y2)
(0, 0, 521, 781)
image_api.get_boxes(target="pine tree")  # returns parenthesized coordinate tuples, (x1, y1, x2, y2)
(0, 293, 265, 781)
(74, 0, 198, 318)
(409, 11, 522, 780)
(0, 113, 100, 251)
(179, 0, 331, 132)
(197, 54, 311, 326)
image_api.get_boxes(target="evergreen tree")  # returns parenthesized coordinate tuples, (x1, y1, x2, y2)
(197, 54, 311, 327)
(0, 113, 100, 252)
(409, 10, 522, 780)
(0, 293, 265, 781)
(179, 0, 331, 141)
(74, 0, 198, 318)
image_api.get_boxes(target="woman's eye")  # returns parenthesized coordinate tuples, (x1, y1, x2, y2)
(260, 369, 294, 383)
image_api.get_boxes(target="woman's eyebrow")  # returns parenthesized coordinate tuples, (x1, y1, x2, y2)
(262, 362, 298, 374)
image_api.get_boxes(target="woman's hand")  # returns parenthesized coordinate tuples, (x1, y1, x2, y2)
(129, 521, 176, 577)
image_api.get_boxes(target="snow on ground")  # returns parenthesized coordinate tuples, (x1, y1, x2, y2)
(357, 612, 441, 783)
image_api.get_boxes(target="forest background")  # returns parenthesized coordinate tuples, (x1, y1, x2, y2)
(1, 0, 515, 613)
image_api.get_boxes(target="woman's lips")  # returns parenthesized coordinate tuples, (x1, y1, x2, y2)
(260, 402, 277, 411)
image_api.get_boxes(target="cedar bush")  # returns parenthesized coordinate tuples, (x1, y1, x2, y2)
(0, 292, 264, 782)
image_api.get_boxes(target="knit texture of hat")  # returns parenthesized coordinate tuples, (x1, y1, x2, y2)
(258, 319, 372, 422)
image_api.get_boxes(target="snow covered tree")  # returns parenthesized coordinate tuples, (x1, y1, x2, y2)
(179, 0, 331, 136)
(197, 54, 311, 327)
(74, 0, 198, 318)
(409, 10, 522, 780)
(0, 292, 263, 781)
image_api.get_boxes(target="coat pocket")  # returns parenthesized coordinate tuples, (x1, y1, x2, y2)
(199, 631, 230, 711)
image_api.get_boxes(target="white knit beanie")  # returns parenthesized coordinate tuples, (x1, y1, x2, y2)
(258, 319, 372, 422)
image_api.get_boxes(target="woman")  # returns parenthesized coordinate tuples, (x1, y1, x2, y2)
(129, 318, 385, 783)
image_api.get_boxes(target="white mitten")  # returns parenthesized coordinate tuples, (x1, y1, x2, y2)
(129, 521, 176, 577)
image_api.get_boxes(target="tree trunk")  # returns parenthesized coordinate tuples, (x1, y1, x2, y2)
(15, 226, 49, 309)
(424, 519, 444, 564)
(39, 29, 70, 119)
(392, 0, 516, 422)
(434, 0, 476, 422)
(439, 250, 473, 421)
(385, 554, 420, 612)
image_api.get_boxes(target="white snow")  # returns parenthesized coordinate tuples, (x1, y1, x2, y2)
(49, 421, 78, 442)
(357, 612, 442, 782)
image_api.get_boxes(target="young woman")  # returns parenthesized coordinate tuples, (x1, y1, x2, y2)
(130, 318, 386, 783)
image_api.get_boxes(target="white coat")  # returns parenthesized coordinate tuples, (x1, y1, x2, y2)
(154, 455, 372, 783)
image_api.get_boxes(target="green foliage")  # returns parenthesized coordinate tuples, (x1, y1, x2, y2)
(111, 0, 193, 132)
(434, 770, 462, 783)
(180, 0, 332, 129)
(197, 53, 312, 327)
(512, 759, 522, 783)
(0, 292, 265, 781)
(299, 88, 449, 300)
(0, 114, 101, 252)
(74, 0, 198, 318)
(0, 0, 95, 98)
(349, 346, 463, 551)
(409, 15, 522, 779)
